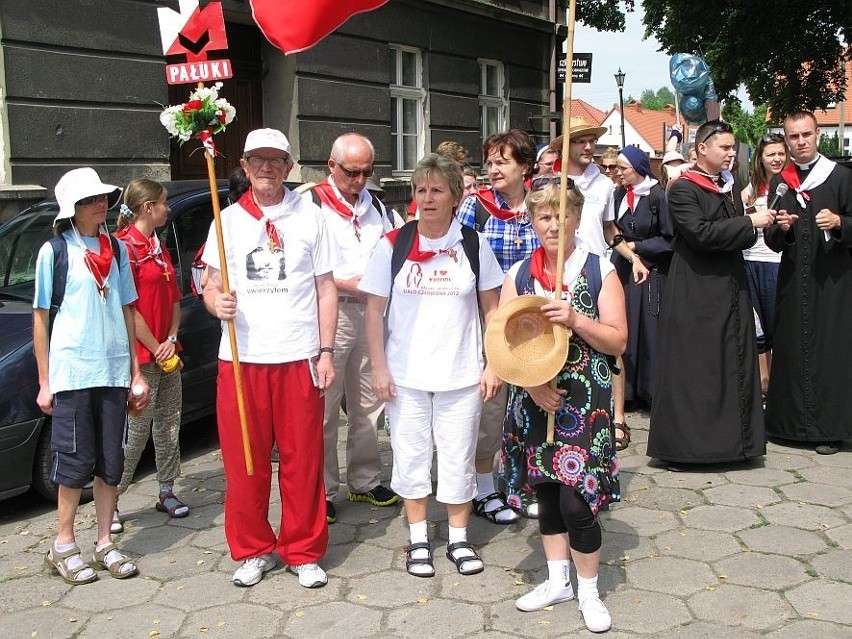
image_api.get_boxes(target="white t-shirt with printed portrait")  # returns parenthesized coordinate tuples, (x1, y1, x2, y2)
(358, 219, 504, 392)
(202, 188, 339, 363)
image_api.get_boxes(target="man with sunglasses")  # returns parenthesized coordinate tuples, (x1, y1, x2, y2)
(648, 119, 773, 467)
(203, 128, 339, 589)
(764, 111, 852, 456)
(306, 133, 400, 525)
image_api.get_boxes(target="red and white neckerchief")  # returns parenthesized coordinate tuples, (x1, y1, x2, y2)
(625, 185, 635, 211)
(385, 225, 459, 263)
(528, 247, 567, 293)
(312, 181, 362, 241)
(120, 225, 171, 280)
(71, 224, 114, 301)
(678, 168, 734, 194)
(779, 155, 833, 208)
(237, 188, 283, 252)
(473, 188, 520, 222)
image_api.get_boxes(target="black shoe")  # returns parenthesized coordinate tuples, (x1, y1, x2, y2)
(348, 484, 400, 507)
(326, 500, 337, 524)
(816, 441, 842, 455)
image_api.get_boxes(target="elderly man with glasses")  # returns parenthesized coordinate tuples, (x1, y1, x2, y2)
(202, 128, 339, 589)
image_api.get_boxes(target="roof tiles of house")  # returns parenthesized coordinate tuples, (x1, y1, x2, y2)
(619, 101, 690, 154)
(571, 99, 607, 126)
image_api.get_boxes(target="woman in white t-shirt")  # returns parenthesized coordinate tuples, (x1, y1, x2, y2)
(360, 154, 504, 578)
(741, 133, 787, 398)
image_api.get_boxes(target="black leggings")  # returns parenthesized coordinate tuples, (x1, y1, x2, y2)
(534, 482, 602, 554)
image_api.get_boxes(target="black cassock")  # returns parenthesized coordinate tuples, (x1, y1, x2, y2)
(764, 161, 852, 443)
(648, 176, 765, 463)
(612, 184, 673, 403)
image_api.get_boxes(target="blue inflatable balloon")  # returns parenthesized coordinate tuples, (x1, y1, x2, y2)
(670, 53, 718, 124)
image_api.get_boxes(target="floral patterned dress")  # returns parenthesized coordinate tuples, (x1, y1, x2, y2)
(500, 252, 620, 516)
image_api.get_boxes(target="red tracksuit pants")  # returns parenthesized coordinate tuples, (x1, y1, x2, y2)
(217, 360, 328, 564)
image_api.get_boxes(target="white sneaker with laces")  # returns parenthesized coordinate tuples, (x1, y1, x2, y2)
(288, 562, 328, 588)
(516, 579, 575, 611)
(232, 553, 277, 587)
(579, 596, 612, 633)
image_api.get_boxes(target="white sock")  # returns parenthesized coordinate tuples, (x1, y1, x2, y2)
(447, 525, 482, 570)
(95, 541, 136, 576)
(448, 525, 467, 545)
(577, 574, 599, 602)
(475, 472, 496, 500)
(547, 559, 573, 592)
(54, 540, 95, 579)
(407, 520, 432, 576)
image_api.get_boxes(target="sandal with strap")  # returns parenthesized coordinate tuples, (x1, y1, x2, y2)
(446, 541, 484, 576)
(614, 422, 631, 451)
(44, 545, 99, 586)
(91, 543, 139, 579)
(472, 492, 519, 525)
(405, 542, 435, 578)
(155, 492, 190, 518)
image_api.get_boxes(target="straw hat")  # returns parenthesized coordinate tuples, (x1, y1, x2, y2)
(485, 295, 570, 387)
(662, 150, 687, 166)
(548, 116, 608, 153)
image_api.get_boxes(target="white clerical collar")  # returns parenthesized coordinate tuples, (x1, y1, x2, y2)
(794, 156, 819, 170)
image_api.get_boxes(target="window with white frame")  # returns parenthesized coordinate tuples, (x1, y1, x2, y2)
(479, 60, 506, 138)
(390, 46, 424, 172)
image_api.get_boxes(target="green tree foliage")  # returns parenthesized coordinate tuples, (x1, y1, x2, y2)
(638, 87, 677, 110)
(640, 0, 850, 116)
(722, 101, 771, 148)
(574, 0, 636, 32)
(818, 133, 842, 157)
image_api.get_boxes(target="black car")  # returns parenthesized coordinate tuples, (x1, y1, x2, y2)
(0, 181, 227, 501)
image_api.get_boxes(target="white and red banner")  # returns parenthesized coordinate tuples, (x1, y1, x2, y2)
(157, 0, 233, 85)
(248, 0, 389, 55)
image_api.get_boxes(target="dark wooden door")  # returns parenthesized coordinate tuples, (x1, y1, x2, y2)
(167, 21, 264, 180)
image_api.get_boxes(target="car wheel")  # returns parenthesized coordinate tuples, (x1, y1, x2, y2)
(32, 418, 93, 503)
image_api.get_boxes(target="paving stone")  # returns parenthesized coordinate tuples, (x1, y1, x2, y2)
(189, 527, 229, 551)
(244, 571, 345, 611)
(652, 471, 728, 490)
(386, 599, 485, 638)
(811, 451, 852, 469)
(131, 546, 222, 581)
(623, 486, 705, 511)
(348, 570, 438, 608)
(324, 540, 394, 578)
(121, 520, 195, 554)
(0, 546, 44, 579)
(760, 501, 848, 531)
(763, 452, 814, 470)
(59, 574, 161, 612)
(0, 573, 72, 614)
(655, 528, 742, 562)
(599, 506, 680, 536)
(738, 524, 827, 556)
(688, 583, 796, 630)
(797, 465, 852, 489)
(765, 619, 852, 638)
(602, 530, 658, 562)
(151, 571, 245, 612)
(616, 455, 666, 474)
(600, 588, 693, 634)
(167, 503, 226, 530)
(489, 597, 585, 638)
(353, 515, 409, 549)
(661, 621, 763, 639)
(703, 484, 781, 508)
(826, 523, 852, 549)
(477, 535, 541, 571)
(722, 467, 798, 487)
(713, 552, 809, 589)
(785, 580, 852, 624)
(1, 605, 90, 639)
(779, 482, 852, 507)
(0, 527, 46, 555)
(626, 556, 717, 595)
(810, 549, 852, 582)
(617, 471, 654, 494)
(327, 522, 360, 546)
(179, 602, 285, 638)
(680, 504, 760, 532)
(78, 602, 186, 638)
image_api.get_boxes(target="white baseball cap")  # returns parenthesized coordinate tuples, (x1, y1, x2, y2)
(244, 128, 291, 155)
(53, 167, 122, 224)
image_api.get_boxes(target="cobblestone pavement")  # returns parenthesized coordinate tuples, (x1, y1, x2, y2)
(1, 412, 851, 638)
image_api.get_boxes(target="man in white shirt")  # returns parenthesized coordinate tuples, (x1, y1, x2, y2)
(203, 128, 338, 590)
(306, 133, 399, 525)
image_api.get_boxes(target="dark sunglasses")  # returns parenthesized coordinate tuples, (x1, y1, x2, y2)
(760, 132, 784, 144)
(76, 193, 108, 206)
(698, 122, 734, 145)
(531, 175, 575, 191)
(337, 164, 374, 179)
(601, 164, 617, 172)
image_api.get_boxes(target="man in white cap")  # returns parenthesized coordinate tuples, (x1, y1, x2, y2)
(305, 133, 399, 525)
(203, 128, 339, 589)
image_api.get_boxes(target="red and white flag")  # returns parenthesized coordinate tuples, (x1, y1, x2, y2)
(248, 0, 389, 55)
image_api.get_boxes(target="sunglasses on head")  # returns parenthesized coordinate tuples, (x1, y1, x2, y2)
(530, 175, 575, 191)
(337, 164, 374, 179)
(77, 193, 107, 206)
(697, 122, 734, 145)
(760, 133, 784, 144)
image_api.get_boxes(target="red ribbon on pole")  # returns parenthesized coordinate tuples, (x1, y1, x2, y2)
(200, 128, 216, 157)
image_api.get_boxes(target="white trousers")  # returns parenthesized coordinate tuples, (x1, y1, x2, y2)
(386, 384, 481, 504)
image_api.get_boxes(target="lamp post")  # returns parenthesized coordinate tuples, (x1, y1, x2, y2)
(614, 67, 626, 148)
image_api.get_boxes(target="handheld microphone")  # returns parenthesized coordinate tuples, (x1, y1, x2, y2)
(767, 183, 789, 211)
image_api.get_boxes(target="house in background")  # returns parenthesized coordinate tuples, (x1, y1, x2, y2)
(597, 101, 695, 158)
(0, 0, 565, 219)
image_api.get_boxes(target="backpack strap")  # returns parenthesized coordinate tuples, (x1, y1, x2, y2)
(459, 225, 480, 294)
(472, 198, 490, 232)
(386, 220, 419, 316)
(514, 257, 533, 295)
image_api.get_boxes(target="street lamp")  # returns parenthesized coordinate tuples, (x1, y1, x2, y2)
(614, 67, 626, 149)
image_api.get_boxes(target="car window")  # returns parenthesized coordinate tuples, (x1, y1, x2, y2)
(0, 211, 55, 287)
(161, 200, 214, 296)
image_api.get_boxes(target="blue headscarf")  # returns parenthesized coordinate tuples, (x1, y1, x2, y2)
(619, 146, 653, 179)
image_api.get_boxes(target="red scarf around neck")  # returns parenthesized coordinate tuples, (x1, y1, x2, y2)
(312, 182, 360, 227)
(473, 188, 518, 222)
(779, 163, 810, 204)
(238, 188, 283, 251)
(679, 168, 723, 194)
(528, 247, 567, 292)
(625, 185, 635, 210)
(83, 232, 114, 297)
(386, 226, 456, 262)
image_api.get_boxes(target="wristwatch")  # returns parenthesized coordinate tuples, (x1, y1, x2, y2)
(319, 346, 335, 355)
(167, 335, 178, 344)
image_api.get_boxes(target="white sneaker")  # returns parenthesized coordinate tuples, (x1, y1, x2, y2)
(516, 579, 575, 611)
(232, 553, 277, 587)
(579, 596, 612, 633)
(288, 562, 327, 588)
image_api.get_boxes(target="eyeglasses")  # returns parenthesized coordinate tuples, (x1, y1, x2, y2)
(336, 164, 374, 179)
(246, 155, 289, 168)
(760, 133, 784, 144)
(77, 193, 107, 206)
(601, 164, 617, 172)
(531, 175, 575, 191)
(697, 122, 734, 145)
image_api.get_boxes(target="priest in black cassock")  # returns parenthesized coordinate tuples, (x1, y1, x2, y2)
(648, 120, 772, 465)
(764, 110, 852, 456)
